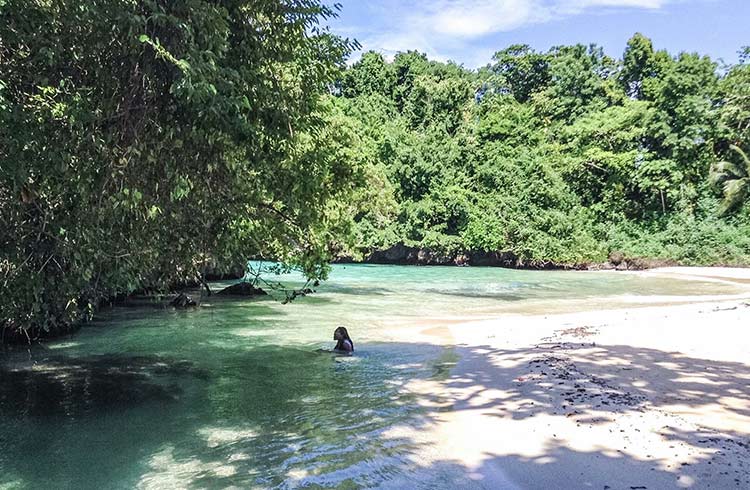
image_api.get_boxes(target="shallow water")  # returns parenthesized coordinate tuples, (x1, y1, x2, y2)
(0, 264, 742, 489)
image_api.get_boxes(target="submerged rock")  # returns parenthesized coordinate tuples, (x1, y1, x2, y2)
(217, 282, 267, 297)
(170, 293, 197, 308)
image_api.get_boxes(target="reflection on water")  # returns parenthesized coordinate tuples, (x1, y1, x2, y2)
(0, 264, 743, 489)
(0, 355, 206, 417)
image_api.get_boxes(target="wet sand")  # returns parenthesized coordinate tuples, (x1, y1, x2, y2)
(387, 267, 750, 489)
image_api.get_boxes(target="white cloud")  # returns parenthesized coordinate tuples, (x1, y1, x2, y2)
(412, 0, 671, 39)
(560, 0, 665, 9)
(336, 0, 683, 66)
(428, 0, 545, 37)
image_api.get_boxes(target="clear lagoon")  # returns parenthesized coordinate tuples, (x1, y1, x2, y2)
(0, 264, 741, 489)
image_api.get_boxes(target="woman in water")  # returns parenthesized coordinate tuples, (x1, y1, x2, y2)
(333, 326, 354, 353)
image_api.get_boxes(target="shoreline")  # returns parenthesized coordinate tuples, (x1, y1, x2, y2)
(387, 267, 750, 489)
(339, 244, 750, 271)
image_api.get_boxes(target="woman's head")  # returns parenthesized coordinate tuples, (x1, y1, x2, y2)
(333, 326, 350, 341)
(333, 326, 354, 351)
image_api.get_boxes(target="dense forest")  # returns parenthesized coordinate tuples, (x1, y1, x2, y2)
(2, 1, 749, 340)
(332, 39, 750, 268)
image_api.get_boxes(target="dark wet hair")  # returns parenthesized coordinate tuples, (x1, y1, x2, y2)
(334, 326, 353, 351)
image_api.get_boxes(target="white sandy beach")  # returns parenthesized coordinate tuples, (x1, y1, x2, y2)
(385, 267, 750, 489)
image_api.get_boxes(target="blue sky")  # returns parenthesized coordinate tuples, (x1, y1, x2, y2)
(325, 0, 749, 68)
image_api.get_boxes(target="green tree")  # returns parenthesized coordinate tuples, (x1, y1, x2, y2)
(0, 0, 356, 340)
(534, 44, 612, 122)
(491, 44, 551, 103)
(709, 145, 750, 215)
(620, 33, 656, 99)
(719, 49, 750, 144)
(340, 51, 395, 98)
(636, 51, 719, 213)
(392, 50, 430, 110)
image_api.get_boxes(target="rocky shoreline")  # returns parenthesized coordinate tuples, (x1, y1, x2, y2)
(337, 242, 679, 271)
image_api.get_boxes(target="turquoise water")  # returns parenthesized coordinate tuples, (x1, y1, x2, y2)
(0, 265, 742, 489)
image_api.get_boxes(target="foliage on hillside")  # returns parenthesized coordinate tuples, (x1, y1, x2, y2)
(332, 37, 750, 267)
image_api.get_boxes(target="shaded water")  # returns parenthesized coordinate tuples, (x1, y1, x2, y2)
(0, 265, 743, 489)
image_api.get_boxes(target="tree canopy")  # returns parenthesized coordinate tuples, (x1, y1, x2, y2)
(1, 0, 356, 340)
(333, 35, 750, 267)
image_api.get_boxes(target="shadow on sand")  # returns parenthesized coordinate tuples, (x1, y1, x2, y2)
(381, 338, 750, 489)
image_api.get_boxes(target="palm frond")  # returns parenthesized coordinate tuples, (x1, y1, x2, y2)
(729, 144, 750, 175)
(719, 177, 750, 215)
(709, 160, 741, 191)
(713, 160, 744, 177)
